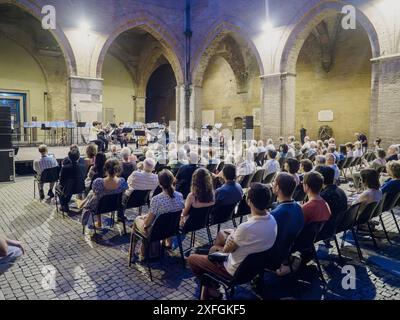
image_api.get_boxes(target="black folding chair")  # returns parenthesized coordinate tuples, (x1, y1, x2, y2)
(55, 178, 85, 218)
(251, 169, 265, 184)
(181, 206, 213, 253)
(200, 249, 272, 300)
(128, 210, 184, 281)
(382, 191, 400, 236)
(354, 201, 380, 250)
(293, 184, 306, 203)
(342, 156, 354, 178)
(255, 152, 266, 167)
(232, 196, 251, 227)
(238, 173, 254, 189)
(216, 161, 225, 173)
(262, 171, 276, 185)
(123, 190, 151, 215)
(206, 163, 218, 174)
(291, 221, 327, 285)
(34, 167, 60, 199)
(334, 203, 362, 261)
(207, 203, 238, 243)
(85, 192, 124, 235)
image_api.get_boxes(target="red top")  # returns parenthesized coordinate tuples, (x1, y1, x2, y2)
(302, 199, 331, 225)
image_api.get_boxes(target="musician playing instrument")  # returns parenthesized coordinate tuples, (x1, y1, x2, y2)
(115, 122, 128, 148)
(89, 121, 108, 152)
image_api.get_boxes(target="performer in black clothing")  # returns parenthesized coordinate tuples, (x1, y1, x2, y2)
(355, 132, 368, 154)
(116, 123, 128, 148)
(300, 125, 307, 144)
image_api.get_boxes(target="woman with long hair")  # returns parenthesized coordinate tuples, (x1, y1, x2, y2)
(130, 170, 185, 259)
(180, 168, 215, 226)
(85, 152, 107, 189)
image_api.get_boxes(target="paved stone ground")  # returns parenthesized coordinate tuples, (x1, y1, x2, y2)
(0, 176, 399, 300)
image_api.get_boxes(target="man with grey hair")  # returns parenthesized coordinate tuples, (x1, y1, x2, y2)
(175, 152, 200, 198)
(325, 153, 340, 183)
(315, 155, 326, 166)
(126, 158, 159, 196)
(33, 144, 59, 200)
(386, 145, 399, 162)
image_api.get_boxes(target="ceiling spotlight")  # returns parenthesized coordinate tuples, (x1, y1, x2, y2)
(79, 21, 91, 32)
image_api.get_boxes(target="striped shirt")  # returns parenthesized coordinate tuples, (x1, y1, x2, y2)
(33, 155, 59, 174)
(127, 170, 159, 195)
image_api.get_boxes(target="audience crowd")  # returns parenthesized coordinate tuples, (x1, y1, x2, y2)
(2, 132, 400, 300)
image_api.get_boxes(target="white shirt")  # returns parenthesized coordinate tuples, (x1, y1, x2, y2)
(237, 160, 256, 177)
(127, 170, 159, 195)
(224, 214, 277, 276)
(263, 159, 280, 177)
(287, 147, 296, 159)
(354, 149, 363, 158)
(89, 127, 99, 141)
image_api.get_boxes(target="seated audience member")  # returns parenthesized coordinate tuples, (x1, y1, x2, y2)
(180, 168, 215, 226)
(325, 153, 340, 183)
(284, 158, 301, 186)
(293, 141, 303, 158)
(353, 149, 387, 190)
(83, 144, 98, 170)
(386, 145, 399, 162)
(257, 140, 266, 153)
(353, 141, 363, 158)
(271, 173, 305, 274)
(345, 142, 354, 158)
(301, 136, 311, 152)
(170, 149, 188, 175)
(301, 172, 331, 224)
(307, 141, 318, 158)
(215, 164, 243, 206)
(278, 143, 289, 162)
(237, 151, 256, 177)
(373, 138, 382, 151)
(120, 147, 137, 181)
(381, 161, 400, 205)
(352, 169, 382, 206)
(314, 166, 348, 235)
(62, 144, 85, 166)
(317, 140, 326, 155)
(57, 149, 86, 213)
(109, 145, 121, 160)
(81, 159, 128, 229)
(248, 140, 259, 155)
(266, 139, 276, 151)
(130, 170, 185, 257)
(263, 149, 280, 178)
(299, 159, 313, 182)
(188, 183, 277, 300)
(176, 152, 200, 199)
(145, 149, 155, 160)
(315, 155, 326, 166)
(33, 144, 59, 200)
(338, 145, 347, 161)
(288, 136, 296, 148)
(0, 235, 25, 275)
(85, 152, 107, 189)
(287, 145, 296, 159)
(126, 158, 159, 196)
(208, 149, 220, 165)
(278, 171, 330, 275)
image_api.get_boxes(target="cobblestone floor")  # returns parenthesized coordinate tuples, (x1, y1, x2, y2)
(0, 176, 399, 300)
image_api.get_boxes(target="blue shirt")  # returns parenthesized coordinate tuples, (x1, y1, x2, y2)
(381, 179, 400, 207)
(215, 181, 243, 206)
(271, 201, 304, 250)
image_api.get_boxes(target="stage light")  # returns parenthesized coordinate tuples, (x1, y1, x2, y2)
(262, 21, 273, 32)
(79, 21, 91, 32)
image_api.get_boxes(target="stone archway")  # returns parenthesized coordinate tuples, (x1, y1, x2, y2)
(191, 22, 264, 136)
(268, 1, 381, 141)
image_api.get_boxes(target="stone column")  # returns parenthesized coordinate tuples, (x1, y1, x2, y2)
(190, 85, 203, 138)
(370, 54, 400, 147)
(260, 72, 296, 141)
(70, 76, 103, 122)
(176, 85, 186, 142)
(134, 96, 146, 123)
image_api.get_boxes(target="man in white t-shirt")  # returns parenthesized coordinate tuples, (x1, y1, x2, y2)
(188, 183, 277, 300)
(263, 149, 280, 179)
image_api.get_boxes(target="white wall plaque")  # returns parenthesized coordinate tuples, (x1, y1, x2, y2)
(318, 110, 334, 122)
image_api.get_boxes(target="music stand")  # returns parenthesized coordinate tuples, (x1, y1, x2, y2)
(77, 122, 87, 145)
